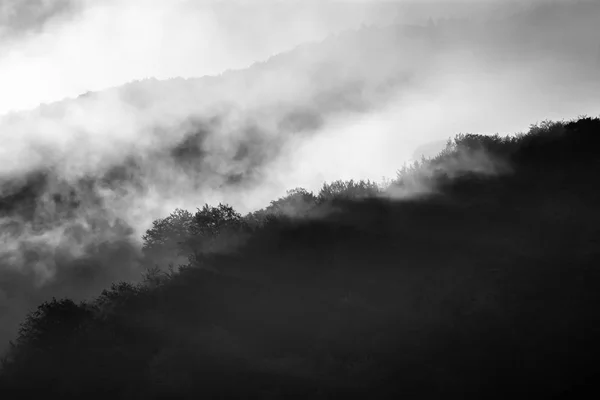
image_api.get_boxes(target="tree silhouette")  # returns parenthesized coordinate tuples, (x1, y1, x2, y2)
(318, 179, 381, 202)
(265, 187, 317, 217)
(184, 203, 247, 268)
(142, 208, 194, 267)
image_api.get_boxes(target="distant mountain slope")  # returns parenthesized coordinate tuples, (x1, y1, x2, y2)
(2, 1, 598, 213)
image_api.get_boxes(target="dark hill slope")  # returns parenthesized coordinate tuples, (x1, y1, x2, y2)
(1, 117, 599, 398)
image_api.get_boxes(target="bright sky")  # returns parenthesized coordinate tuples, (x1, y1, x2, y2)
(0, 0, 530, 115)
(0, 0, 394, 115)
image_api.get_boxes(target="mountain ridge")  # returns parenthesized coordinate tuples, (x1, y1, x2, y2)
(1, 115, 599, 398)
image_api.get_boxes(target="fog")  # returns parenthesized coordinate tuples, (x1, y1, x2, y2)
(1, 0, 600, 352)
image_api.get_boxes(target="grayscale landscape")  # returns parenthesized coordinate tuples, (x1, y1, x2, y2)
(0, 1, 599, 398)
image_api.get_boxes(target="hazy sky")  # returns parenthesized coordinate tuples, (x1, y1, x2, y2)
(0, 0, 534, 115)
(0, 0, 386, 114)
(0, 0, 597, 220)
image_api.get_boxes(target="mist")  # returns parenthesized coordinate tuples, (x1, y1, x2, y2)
(1, 0, 600, 353)
(0, 0, 402, 114)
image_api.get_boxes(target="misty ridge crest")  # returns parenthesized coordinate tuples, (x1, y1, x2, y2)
(136, 118, 582, 276)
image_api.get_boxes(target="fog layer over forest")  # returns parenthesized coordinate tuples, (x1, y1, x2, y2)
(1, 0, 599, 353)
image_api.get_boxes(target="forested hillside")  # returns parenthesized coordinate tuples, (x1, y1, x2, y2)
(1, 116, 599, 399)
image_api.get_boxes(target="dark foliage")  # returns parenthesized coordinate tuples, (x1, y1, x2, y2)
(142, 208, 194, 266)
(1, 116, 600, 398)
